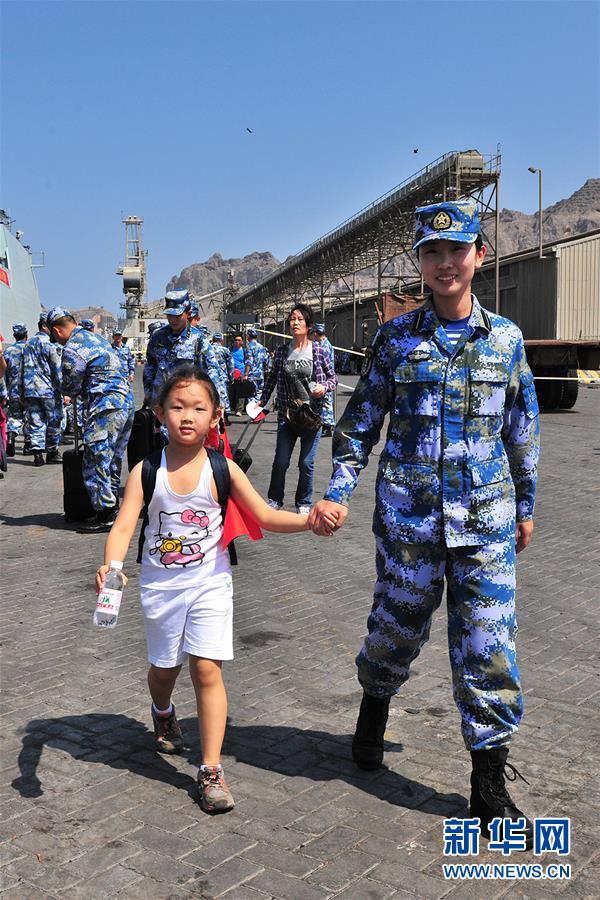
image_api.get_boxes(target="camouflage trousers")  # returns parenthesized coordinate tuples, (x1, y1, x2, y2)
(356, 537, 522, 751)
(7, 398, 31, 439)
(321, 390, 335, 426)
(250, 374, 264, 403)
(82, 402, 134, 510)
(25, 398, 62, 451)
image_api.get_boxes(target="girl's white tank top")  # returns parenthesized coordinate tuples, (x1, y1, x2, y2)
(140, 451, 231, 590)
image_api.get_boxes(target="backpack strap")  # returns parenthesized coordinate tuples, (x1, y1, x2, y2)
(206, 448, 237, 566)
(136, 448, 163, 564)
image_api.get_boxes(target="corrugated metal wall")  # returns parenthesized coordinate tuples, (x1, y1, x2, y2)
(556, 233, 600, 340)
(472, 256, 558, 339)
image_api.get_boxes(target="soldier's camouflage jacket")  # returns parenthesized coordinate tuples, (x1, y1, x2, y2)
(245, 340, 269, 379)
(324, 296, 540, 547)
(143, 323, 226, 407)
(60, 327, 130, 414)
(112, 342, 136, 378)
(212, 343, 234, 382)
(22, 331, 62, 400)
(3, 340, 27, 402)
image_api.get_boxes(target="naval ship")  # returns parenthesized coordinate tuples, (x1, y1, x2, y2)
(0, 210, 43, 341)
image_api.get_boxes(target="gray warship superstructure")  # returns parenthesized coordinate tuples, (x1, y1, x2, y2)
(0, 210, 43, 339)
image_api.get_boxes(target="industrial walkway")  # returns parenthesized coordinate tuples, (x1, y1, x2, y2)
(1, 381, 599, 899)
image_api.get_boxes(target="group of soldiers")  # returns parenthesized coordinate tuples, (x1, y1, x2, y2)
(0, 286, 338, 506)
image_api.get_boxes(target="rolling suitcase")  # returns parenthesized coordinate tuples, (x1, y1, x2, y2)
(63, 411, 94, 522)
(231, 416, 265, 472)
(127, 406, 161, 471)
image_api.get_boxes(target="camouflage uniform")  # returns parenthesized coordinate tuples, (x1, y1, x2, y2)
(316, 331, 335, 426)
(111, 340, 136, 380)
(4, 332, 30, 439)
(245, 335, 269, 401)
(59, 325, 134, 510)
(212, 335, 234, 413)
(22, 330, 63, 452)
(325, 295, 540, 750)
(143, 323, 226, 408)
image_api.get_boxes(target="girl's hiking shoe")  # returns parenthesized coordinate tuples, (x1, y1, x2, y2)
(151, 704, 184, 754)
(198, 765, 235, 813)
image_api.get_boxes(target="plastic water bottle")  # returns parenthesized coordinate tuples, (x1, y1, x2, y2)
(93, 561, 125, 629)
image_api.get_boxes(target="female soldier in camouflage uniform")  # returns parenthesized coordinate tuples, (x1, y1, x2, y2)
(310, 200, 540, 849)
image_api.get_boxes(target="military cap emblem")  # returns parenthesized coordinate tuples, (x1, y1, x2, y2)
(432, 210, 452, 231)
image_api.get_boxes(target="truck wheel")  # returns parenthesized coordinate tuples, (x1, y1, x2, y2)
(537, 379, 562, 410)
(559, 371, 579, 409)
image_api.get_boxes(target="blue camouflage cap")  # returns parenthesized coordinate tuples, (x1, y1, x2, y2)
(189, 303, 199, 317)
(314, 323, 326, 334)
(212, 331, 224, 340)
(46, 306, 72, 326)
(80, 319, 94, 330)
(12, 322, 28, 336)
(413, 199, 480, 251)
(164, 290, 191, 316)
(147, 321, 161, 334)
(38, 312, 48, 326)
(247, 327, 258, 338)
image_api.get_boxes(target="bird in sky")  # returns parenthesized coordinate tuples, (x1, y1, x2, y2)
(413, 148, 419, 153)
(246, 127, 253, 133)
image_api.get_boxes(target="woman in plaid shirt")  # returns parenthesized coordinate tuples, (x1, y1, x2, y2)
(257, 304, 337, 515)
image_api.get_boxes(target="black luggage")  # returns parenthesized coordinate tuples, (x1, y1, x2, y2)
(127, 406, 162, 472)
(63, 414, 94, 522)
(231, 415, 266, 472)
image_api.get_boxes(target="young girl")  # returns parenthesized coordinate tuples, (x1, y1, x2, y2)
(95, 363, 316, 814)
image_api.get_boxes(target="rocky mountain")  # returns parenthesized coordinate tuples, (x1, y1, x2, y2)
(166, 251, 281, 297)
(497, 178, 600, 255)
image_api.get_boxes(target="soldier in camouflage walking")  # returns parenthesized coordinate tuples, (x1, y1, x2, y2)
(143, 291, 227, 411)
(310, 200, 541, 849)
(22, 313, 64, 467)
(47, 307, 134, 533)
(313, 323, 336, 436)
(211, 332, 234, 424)
(4, 323, 31, 457)
(244, 328, 269, 404)
(111, 328, 136, 383)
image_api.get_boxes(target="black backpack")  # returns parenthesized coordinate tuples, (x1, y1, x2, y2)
(136, 447, 237, 565)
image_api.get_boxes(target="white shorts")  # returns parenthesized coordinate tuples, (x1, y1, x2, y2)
(140, 571, 234, 668)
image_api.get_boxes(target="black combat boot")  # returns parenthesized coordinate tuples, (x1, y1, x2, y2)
(6, 432, 16, 457)
(76, 506, 118, 533)
(352, 691, 391, 770)
(470, 748, 533, 850)
(46, 449, 62, 464)
(33, 451, 45, 467)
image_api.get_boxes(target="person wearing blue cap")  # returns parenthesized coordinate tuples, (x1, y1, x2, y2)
(4, 323, 30, 456)
(244, 327, 269, 406)
(80, 319, 95, 331)
(22, 313, 64, 465)
(310, 199, 540, 848)
(47, 307, 134, 531)
(188, 303, 201, 329)
(143, 290, 226, 412)
(312, 323, 336, 437)
(211, 332, 234, 424)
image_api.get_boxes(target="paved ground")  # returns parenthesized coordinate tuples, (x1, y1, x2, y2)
(1, 377, 599, 899)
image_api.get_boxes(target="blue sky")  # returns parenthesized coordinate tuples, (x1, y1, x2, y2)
(2, 0, 598, 313)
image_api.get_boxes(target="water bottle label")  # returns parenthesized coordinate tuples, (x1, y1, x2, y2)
(96, 588, 122, 616)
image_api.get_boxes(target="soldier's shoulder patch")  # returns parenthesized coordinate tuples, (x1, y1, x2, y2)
(360, 347, 374, 378)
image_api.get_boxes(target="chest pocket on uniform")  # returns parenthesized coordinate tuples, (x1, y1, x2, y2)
(393, 360, 445, 417)
(468, 364, 509, 417)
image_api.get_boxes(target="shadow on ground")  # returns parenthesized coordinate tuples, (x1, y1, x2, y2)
(11, 713, 466, 816)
